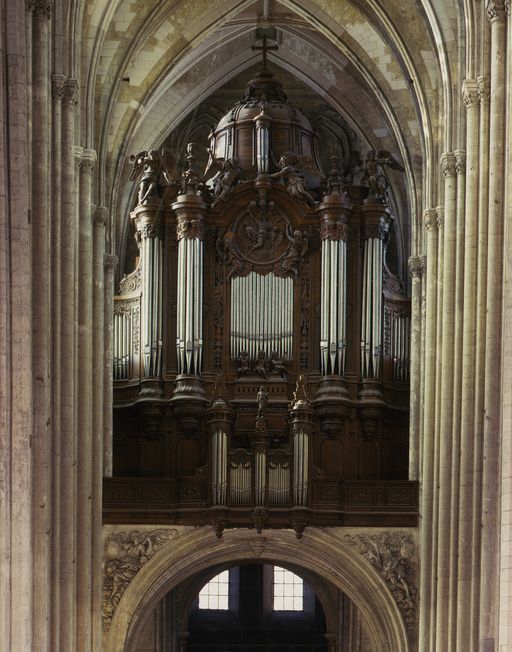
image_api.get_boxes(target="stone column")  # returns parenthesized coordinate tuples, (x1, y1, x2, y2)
(408, 255, 424, 481)
(434, 154, 456, 651)
(0, 2, 32, 648)
(103, 253, 118, 477)
(28, 2, 52, 648)
(50, 71, 66, 652)
(483, 2, 507, 647)
(500, 3, 512, 647)
(59, 77, 79, 652)
(456, 78, 480, 652)
(77, 148, 96, 652)
(448, 148, 466, 643)
(92, 205, 107, 652)
(418, 207, 439, 652)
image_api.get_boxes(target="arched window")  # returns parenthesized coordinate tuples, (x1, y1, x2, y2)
(272, 566, 303, 611)
(198, 570, 230, 610)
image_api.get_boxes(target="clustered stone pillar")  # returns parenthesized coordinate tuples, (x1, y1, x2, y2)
(407, 255, 424, 482)
(418, 207, 439, 652)
(501, 2, 512, 647)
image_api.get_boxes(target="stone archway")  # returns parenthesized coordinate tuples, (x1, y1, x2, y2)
(104, 526, 412, 652)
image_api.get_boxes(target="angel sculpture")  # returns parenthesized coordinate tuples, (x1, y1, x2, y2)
(280, 225, 309, 278)
(129, 148, 177, 205)
(270, 151, 317, 206)
(205, 150, 243, 207)
(361, 150, 404, 201)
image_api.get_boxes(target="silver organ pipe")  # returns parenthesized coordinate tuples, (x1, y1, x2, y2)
(254, 104, 271, 173)
(320, 227, 348, 376)
(229, 451, 252, 505)
(230, 272, 293, 361)
(113, 287, 141, 381)
(176, 222, 204, 375)
(361, 236, 385, 379)
(289, 394, 313, 508)
(268, 452, 290, 506)
(392, 313, 411, 382)
(254, 448, 266, 506)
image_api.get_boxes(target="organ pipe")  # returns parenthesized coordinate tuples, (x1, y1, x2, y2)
(208, 399, 231, 506)
(360, 209, 391, 379)
(319, 200, 350, 376)
(289, 382, 313, 507)
(254, 103, 272, 173)
(230, 272, 293, 360)
(174, 203, 205, 375)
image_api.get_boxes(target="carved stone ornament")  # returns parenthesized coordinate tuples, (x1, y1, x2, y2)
(478, 76, 491, 104)
(408, 255, 425, 278)
(455, 150, 466, 175)
(92, 205, 108, 226)
(462, 80, 479, 109)
(423, 209, 438, 232)
(436, 206, 445, 229)
(27, 0, 52, 18)
(51, 74, 66, 101)
(104, 253, 119, 274)
(80, 150, 97, 172)
(441, 153, 456, 178)
(63, 78, 79, 106)
(103, 529, 180, 631)
(343, 532, 417, 629)
(320, 218, 349, 242)
(486, 0, 507, 21)
(176, 215, 204, 241)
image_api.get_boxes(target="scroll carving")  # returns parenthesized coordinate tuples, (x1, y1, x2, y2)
(103, 529, 179, 630)
(343, 532, 417, 629)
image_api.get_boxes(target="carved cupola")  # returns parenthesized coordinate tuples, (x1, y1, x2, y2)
(209, 66, 319, 181)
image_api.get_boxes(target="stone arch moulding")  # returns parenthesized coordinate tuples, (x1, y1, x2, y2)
(104, 526, 413, 652)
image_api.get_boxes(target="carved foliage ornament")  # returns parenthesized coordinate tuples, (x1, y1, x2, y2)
(343, 532, 417, 629)
(103, 529, 179, 631)
(320, 218, 349, 242)
(486, 0, 508, 21)
(423, 209, 438, 232)
(408, 255, 425, 278)
(462, 80, 479, 108)
(27, 0, 52, 18)
(441, 153, 456, 178)
(176, 215, 204, 240)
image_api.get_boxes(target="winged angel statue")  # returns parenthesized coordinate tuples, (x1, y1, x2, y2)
(361, 150, 404, 201)
(129, 148, 177, 205)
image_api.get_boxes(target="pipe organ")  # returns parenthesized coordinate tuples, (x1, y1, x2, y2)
(107, 65, 416, 534)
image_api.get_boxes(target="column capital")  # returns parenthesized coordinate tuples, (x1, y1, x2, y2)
(172, 195, 208, 241)
(63, 78, 79, 105)
(26, 0, 52, 18)
(103, 254, 118, 273)
(441, 152, 456, 177)
(51, 74, 67, 101)
(455, 149, 466, 175)
(92, 205, 108, 226)
(462, 79, 479, 109)
(436, 206, 445, 228)
(80, 149, 97, 171)
(486, 0, 507, 22)
(478, 75, 491, 104)
(423, 208, 438, 231)
(409, 255, 425, 278)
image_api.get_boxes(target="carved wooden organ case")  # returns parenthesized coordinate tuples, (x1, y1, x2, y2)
(106, 69, 418, 532)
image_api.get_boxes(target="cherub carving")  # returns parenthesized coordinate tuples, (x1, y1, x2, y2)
(280, 225, 309, 278)
(269, 351, 287, 378)
(129, 149, 176, 205)
(208, 154, 243, 207)
(237, 350, 250, 376)
(270, 151, 317, 206)
(361, 150, 404, 201)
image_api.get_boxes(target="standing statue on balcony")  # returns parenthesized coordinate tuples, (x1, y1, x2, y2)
(256, 386, 269, 419)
